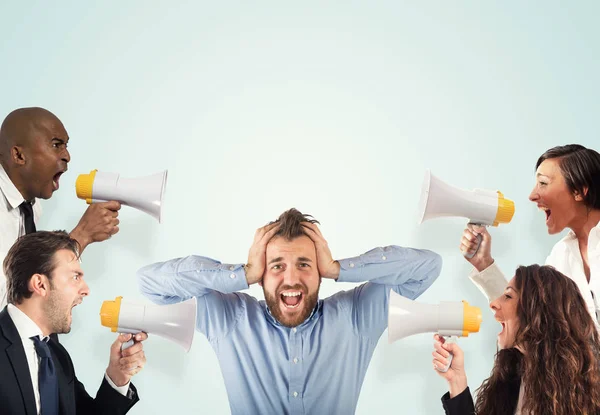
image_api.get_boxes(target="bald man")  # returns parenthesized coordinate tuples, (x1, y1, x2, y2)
(0, 107, 120, 307)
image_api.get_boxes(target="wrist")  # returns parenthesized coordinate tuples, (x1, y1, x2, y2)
(448, 375, 468, 398)
(106, 369, 128, 387)
(69, 228, 90, 252)
(323, 261, 341, 280)
(475, 258, 494, 273)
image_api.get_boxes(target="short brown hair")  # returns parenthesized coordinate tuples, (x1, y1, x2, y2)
(271, 208, 319, 240)
(536, 144, 600, 210)
(4, 231, 80, 304)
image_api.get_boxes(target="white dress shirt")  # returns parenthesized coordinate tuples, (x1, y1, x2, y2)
(469, 222, 600, 332)
(0, 164, 42, 308)
(6, 304, 129, 415)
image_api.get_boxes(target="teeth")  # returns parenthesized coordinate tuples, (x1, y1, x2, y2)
(282, 292, 301, 297)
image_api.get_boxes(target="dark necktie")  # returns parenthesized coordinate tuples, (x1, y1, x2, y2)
(19, 201, 36, 234)
(30, 336, 59, 415)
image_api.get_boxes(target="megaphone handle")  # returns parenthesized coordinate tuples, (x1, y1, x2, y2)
(437, 336, 458, 373)
(119, 329, 140, 351)
(463, 223, 483, 259)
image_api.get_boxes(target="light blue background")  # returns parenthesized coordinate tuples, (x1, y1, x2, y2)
(1, 1, 598, 413)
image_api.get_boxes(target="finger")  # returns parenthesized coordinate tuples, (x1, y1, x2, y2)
(301, 224, 319, 242)
(110, 210, 119, 218)
(433, 345, 450, 358)
(134, 332, 148, 342)
(255, 223, 278, 242)
(99, 200, 122, 211)
(112, 226, 120, 236)
(121, 342, 143, 357)
(302, 222, 323, 238)
(259, 223, 280, 244)
(432, 350, 449, 363)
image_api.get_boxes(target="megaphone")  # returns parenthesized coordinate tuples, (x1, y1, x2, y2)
(76, 170, 168, 223)
(388, 290, 482, 372)
(100, 296, 197, 352)
(418, 170, 515, 258)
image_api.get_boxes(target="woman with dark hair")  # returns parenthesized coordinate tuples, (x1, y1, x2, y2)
(433, 265, 600, 415)
(461, 144, 600, 329)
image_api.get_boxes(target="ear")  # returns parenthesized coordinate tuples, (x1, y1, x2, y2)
(574, 190, 584, 202)
(10, 145, 26, 166)
(28, 274, 51, 297)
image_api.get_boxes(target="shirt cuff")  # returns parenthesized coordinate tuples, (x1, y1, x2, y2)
(104, 372, 130, 396)
(468, 261, 507, 302)
(217, 263, 249, 291)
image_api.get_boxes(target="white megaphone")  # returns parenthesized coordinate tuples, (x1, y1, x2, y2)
(100, 296, 197, 352)
(388, 290, 482, 372)
(418, 170, 515, 258)
(76, 170, 168, 223)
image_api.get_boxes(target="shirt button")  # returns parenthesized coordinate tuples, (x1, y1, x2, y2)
(293, 357, 299, 364)
(382, 256, 387, 260)
(349, 263, 355, 268)
(292, 328, 297, 333)
(229, 265, 235, 271)
(230, 273, 236, 279)
(293, 392, 298, 398)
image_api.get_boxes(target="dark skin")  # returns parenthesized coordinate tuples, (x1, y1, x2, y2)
(0, 107, 121, 252)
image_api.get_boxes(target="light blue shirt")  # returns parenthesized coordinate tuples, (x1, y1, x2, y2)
(137, 246, 442, 415)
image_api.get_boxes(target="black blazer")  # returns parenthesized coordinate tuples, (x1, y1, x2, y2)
(0, 307, 139, 414)
(441, 387, 475, 415)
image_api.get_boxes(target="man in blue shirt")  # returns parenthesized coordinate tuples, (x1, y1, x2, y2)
(137, 208, 442, 414)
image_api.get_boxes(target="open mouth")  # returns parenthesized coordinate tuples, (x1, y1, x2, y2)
(280, 291, 303, 309)
(539, 206, 551, 223)
(53, 171, 65, 191)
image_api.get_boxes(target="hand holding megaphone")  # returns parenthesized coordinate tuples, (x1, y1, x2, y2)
(388, 290, 482, 373)
(432, 334, 465, 377)
(418, 170, 515, 259)
(100, 296, 197, 352)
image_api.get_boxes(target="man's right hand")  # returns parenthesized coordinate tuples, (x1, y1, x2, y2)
(459, 224, 494, 272)
(70, 201, 121, 253)
(245, 222, 279, 285)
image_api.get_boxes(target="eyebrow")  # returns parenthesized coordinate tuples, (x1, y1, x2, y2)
(506, 286, 516, 292)
(268, 257, 284, 265)
(536, 172, 550, 178)
(297, 257, 312, 263)
(51, 137, 69, 144)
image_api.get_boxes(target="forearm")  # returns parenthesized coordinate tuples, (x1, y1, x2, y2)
(137, 256, 249, 304)
(448, 375, 469, 399)
(337, 246, 442, 298)
(468, 261, 507, 302)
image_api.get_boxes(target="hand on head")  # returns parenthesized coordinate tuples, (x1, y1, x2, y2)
(245, 222, 280, 285)
(300, 222, 339, 280)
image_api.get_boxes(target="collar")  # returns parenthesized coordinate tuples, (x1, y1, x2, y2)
(6, 304, 47, 342)
(563, 220, 600, 242)
(263, 300, 323, 331)
(0, 163, 34, 210)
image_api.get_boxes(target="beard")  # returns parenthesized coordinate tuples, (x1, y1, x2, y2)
(43, 288, 72, 334)
(264, 284, 320, 328)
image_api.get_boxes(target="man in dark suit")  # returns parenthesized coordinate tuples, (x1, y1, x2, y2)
(0, 230, 147, 414)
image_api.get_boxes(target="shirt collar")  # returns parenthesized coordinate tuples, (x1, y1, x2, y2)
(0, 163, 34, 211)
(6, 303, 46, 342)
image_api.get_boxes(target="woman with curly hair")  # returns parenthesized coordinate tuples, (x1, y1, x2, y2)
(432, 264, 600, 414)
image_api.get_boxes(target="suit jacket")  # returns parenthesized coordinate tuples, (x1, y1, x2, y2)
(0, 307, 139, 414)
(441, 387, 475, 415)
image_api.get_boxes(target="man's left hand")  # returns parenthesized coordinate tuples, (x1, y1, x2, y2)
(70, 201, 121, 252)
(301, 222, 340, 280)
(106, 332, 148, 387)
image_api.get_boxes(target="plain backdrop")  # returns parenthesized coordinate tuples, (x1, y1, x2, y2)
(1, 1, 598, 413)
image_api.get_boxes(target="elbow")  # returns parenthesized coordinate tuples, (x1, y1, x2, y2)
(428, 251, 443, 280)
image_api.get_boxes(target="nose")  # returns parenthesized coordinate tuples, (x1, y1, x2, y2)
(528, 184, 539, 202)
(81, 280, 90, 297)
(490, 296, 500, 312)
(282, 266, 301, 286)
(62, 148, 71, 163)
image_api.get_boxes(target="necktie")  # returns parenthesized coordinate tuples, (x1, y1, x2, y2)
(30, 336, 59, 415)
(19, 201, 36, 234)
